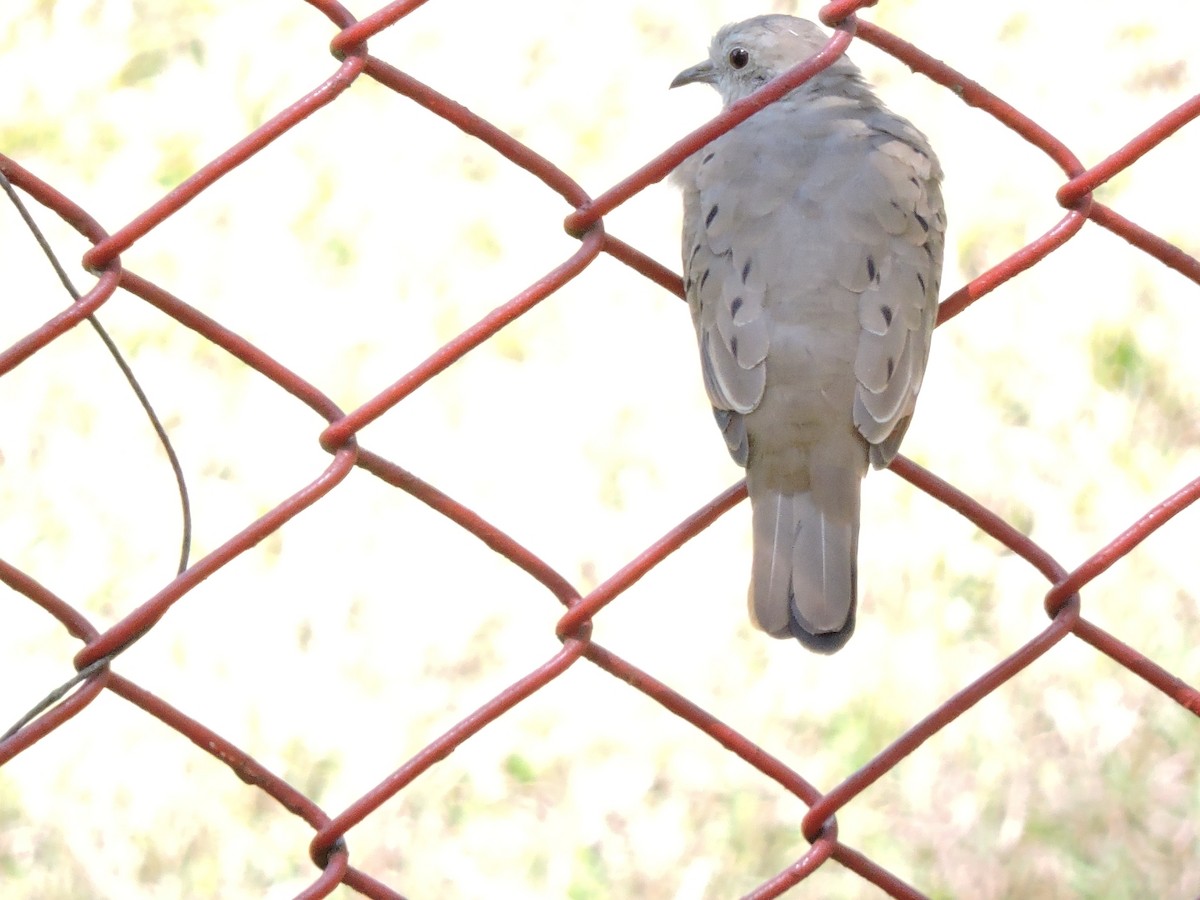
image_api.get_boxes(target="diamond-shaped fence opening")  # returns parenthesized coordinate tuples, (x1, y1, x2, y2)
(2, 1, 1198, 897)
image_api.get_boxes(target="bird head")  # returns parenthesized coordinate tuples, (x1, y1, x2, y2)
(670, 15, 859, 106)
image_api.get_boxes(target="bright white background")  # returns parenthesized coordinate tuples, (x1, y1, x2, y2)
(1, 1, 1198, 896)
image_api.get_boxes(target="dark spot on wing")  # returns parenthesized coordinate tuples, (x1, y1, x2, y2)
(706, 204, 719, 228)
(741, 259, 752, 283)
(700, 268, 710, 289)
(916, 273, 926, 293)
(689, 243, 702, 263)
(880, 304, 893, 327)
(866, 256, 877, 282)
(886, 357, 895, 380)
(730, 296, 743, 317)
(702, 152, 715, 164)
(914, 213, 929, 232)
(730, 336, 739, 358)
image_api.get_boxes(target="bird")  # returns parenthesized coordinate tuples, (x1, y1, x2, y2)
(670, 15, 944, 653)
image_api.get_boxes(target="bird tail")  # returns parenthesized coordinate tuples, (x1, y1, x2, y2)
(748, 483, 859, 654)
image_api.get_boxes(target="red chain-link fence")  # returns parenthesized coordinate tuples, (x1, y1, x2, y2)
(3, 1, 1199, 897)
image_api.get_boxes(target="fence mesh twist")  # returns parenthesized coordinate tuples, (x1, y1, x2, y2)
(2, 1, 1198, 897)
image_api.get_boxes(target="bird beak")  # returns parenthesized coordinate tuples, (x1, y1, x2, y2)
(670, 59, 717, 89)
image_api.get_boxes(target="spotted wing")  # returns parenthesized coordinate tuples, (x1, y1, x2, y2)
(679, 140, 783, 465)
(845, 121, 946, 468)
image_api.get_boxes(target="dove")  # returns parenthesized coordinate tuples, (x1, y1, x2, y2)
(670, 15, 944, 653)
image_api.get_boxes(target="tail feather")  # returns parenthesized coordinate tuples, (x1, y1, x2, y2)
(749, 485, 860, 654)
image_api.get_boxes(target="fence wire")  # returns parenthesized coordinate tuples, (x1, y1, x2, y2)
(2, 1, 1199, 897)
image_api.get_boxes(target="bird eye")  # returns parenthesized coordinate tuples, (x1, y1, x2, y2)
(728, 47, 750, 69)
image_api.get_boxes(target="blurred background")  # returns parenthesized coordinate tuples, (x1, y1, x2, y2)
(1, 0, 1198, 897)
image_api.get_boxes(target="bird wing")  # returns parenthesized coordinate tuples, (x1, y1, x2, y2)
(679, 139, 784, 465)
(844, 121, 946, 468)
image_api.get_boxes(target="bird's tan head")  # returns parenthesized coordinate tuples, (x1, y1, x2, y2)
(670, 15, 860, 106)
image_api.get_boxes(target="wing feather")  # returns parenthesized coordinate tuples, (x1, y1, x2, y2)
(680, 140, 775, 446)
(848, 126, 945, 467)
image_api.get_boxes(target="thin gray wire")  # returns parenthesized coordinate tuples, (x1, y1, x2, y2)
(1, 167, 192, 741)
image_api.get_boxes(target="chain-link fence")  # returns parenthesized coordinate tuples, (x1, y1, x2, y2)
(2, 1, 1198, 897)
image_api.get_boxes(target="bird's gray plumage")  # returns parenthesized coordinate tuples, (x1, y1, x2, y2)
(671, 15, 944, 653)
